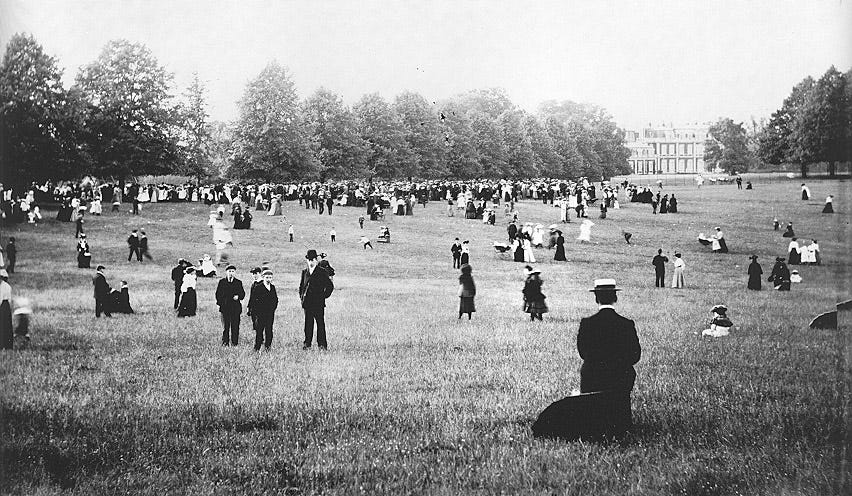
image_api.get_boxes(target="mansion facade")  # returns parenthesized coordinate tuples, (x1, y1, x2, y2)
(625, 123, 710, 175)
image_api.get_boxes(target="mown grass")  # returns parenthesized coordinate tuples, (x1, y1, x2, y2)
(1, 179, 850, 494)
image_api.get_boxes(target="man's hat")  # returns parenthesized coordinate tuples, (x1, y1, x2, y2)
(305, 249, 318, 260)
(225, 264, 236, 271)
(775, 256, 785, 262)
(250, 267, 261, 274)
(96, 265, 106, 271)
(589, 278, 621, 292)
(262, 269, 273, 276)
(750, 255, 758, 260)
(711, 304, 728, 314)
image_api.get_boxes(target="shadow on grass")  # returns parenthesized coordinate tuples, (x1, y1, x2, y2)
(10, 322, 94, 353)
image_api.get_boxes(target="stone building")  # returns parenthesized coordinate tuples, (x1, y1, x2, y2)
(625, 123, 710, 174)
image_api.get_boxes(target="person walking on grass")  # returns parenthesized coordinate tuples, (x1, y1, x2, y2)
(177, 266, 197, 317)
(747, 255, 763, 290)
(451, 238, 462, 268)
(171, 259, 188, 309)
(93, 265, 112, 318)
(127, 229, 141, 262)
(139, 231, 153, 261)
(246, 267, 262, 333)
(361, 234, 373, 250)
(299, 249, 334, 350)
(215, 264, 245, 346)
(330, 228, 336, 243)
(652, 249, 668, 288)
(4, 237, 16, 274)
(522, 266, 547, 321)
(288, 225, 295, 242)
(458, 264, 476, 320)
(671, 253, 685, 288)
(253, 269, 278, 351)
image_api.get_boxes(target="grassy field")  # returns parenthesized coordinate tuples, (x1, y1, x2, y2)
(1, 179, 850, 495)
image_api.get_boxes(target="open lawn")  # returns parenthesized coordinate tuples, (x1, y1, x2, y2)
(1, 180, 850, 495)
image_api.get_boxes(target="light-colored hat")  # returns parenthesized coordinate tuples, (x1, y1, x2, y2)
(0, 269, 8, 278)
(589, 278, 621, 292)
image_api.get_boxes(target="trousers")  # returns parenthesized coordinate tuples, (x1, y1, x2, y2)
(221, 308, 240, 345)
(655, 270, 665, 288)
(254, 313, 274, 350)
(303, 306, 327, 348)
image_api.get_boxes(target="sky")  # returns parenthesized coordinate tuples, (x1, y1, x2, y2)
(1, 0, 849, 130)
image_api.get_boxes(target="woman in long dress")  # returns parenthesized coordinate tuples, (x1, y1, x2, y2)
(822, 196, 834, 213)
(747, 255, 762, 290)
(522, 267, 547, 321)
(801, 241, 817, 265)
(577, 219, 594, 243)
(713, 228, 728, 253)
(523, 237, 536, 263)
(787, 238, 801, 265)
(671, 253, 685, 288)
(177, 266, 197, 317)
(76, 236, 92, 268)
(512, 238, 525, 262)
(457, 264, 476, 320)
(554, 231, 566, 261)
(768, 257, 791, 290)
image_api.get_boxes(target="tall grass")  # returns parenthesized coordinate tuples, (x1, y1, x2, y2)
(1, 180, 849, 494)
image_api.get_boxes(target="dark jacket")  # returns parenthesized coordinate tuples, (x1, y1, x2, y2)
(127, 234, 139, 248)
(299, 267, 334, 309)
(215, 277, 245, 312)
(577, 308, 641, 393)
(252, 282, 278, 316)
(451, 242, 462, 257)
(652, 254, 669, 271)
(93, 272, 111, 299)
(171, 265, 185, 290)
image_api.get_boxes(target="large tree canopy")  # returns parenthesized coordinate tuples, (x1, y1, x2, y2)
(0, 33, 84, 186)
(704, 118, 754, 174)
(302, 87, 368, 180)
(74, 39, 183, 178)
(230, 61, 317, 182)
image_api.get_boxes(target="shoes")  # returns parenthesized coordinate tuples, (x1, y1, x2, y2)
(302, 344, 311, 350)
(319, 346, 328, 351)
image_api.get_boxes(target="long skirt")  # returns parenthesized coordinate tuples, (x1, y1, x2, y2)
(459, 297, 475, 314)
(554, 245, 566, 261)
(78, 253, 91, 268)
(672, 268, 684, 288)
(0, 301, 12, 349)
(822, 203, 833, 213)
(718, 238, 728, 253)
(788, 248, 800, 265)
(524, 299, 548, 314)
(177, 288, 197, 317)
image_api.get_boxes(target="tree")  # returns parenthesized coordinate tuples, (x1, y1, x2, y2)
(791, 66, 849, 178)
(704, 118, 754, 174)
(437, 106, 480, 179)
(178, 72, 212, 180)
(302, 88, 368, 180)
(230, 61, 316, 181)
(544, 117, 582, 178)
(468, 110, 509, 178)
(393, 91, 447, 178)
(498, 110, 536, 178)
(758, 77, 814, 174)
(523, 114, 562, 177)
(75, 40, 183, 178)
(0, 33, 85, 186)
(207, 121, 235, 181)
(353, 93, 412, 179)
(455, 88, 516, 119)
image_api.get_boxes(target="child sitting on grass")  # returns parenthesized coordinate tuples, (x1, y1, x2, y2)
(702, 305, 734, 338)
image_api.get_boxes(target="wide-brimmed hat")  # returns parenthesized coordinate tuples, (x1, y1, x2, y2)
(775, 256, 785, 262)
(589, 278, 621, 292)
(712, 304, 728, 314)
(460, 264, 472, 273)
(305, 249, 318, 260)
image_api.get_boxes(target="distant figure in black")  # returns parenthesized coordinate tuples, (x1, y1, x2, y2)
(652, 249, 669, 288)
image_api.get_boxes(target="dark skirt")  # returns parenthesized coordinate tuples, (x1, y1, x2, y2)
(460, 253, 469, 265)
(0, 300, 12, 350)
(177, 288, 197, 317)
(77, 252, 91, 268)
(747, 274, 762, 290)
(788, 248, 800, 265)
(718, 238, 728, 253)
(554, 245, 566, 261)
(823, 203, 833, 213)
(459, 296, 475, 314)
(524, 299, 548, 314)
(514, 247, 525, 262)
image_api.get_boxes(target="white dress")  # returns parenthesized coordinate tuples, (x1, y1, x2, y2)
(577, 220, 594, 242)
(523, 239, 536, 263)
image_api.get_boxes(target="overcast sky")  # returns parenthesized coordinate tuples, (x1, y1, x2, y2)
(1, 0, 849, 130)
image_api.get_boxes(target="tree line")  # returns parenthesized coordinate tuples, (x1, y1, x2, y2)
(704, 66, 851, 177)
(0, 34, 631, 188)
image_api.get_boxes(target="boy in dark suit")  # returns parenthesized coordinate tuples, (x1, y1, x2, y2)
(299, 249, 334, 350)
(92, 265, 112, 317)
(215, 265, 245, 346)
(253, 269, 279, 351)
(576, 279, 641, 393)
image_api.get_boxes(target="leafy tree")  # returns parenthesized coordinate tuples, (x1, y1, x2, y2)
(544, 117, 582, 178)
(353, 93, 412, 179)
(437, 105, 480, 179)
(230, 61, 316, 181)
(704, 118, 754, 174)
(468, 110, 509, 178)
(0, 33, 84, 186)
(393, 91, 447, 178)
(302, 88, 368, 180)
(207, 121, 234, 181)
(75, 40, 183, 179)
(523, 114, 562, 177)
(498, 110, 536, 178)
(455, 88, 516, 119)
(791, 66, 849, 178)
(757, 77, 814, 173)
(178, 72, 212, 180)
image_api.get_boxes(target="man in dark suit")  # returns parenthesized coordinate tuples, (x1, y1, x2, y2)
(253, 269, 279, 351)
(215, 264, 245, 346)
(299, 249, 334, 350)
(246, 267, 262, 343)
(171, 259, 187, 309)
(450, 238, 462, 268)
(652, 249, 669, 288)
(577, 279, 641, 393)
(92, 265, 112, 318)
(127, 229, 141, 262)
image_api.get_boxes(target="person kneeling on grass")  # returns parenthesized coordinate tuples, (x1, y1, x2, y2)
(702, 305, 734, 338)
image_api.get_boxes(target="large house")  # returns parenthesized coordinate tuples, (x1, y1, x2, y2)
(625, 123, 710, 175)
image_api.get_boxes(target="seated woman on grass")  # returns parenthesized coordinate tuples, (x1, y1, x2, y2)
(702, 305, 734, 338)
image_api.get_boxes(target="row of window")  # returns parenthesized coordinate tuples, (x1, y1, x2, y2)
(630, 142, 704, 157)
(629, 158, 705, 174)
